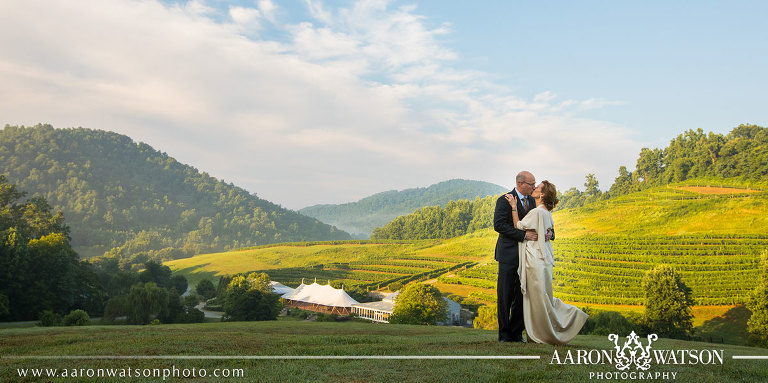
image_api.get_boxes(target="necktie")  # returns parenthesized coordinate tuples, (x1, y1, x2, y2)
(522, 197, 528, 211)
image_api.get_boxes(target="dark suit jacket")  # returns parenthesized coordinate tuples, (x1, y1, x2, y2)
(494, 189, 535, 265)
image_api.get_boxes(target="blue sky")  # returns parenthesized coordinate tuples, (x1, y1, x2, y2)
(1, 1, 766, 209)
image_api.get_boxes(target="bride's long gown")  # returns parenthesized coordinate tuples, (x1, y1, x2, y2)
(516, 205, 588, 345)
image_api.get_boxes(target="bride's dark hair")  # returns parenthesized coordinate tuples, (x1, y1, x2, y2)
(540, 180, 559, 211)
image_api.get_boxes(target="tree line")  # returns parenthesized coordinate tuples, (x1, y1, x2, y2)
(372, 124, 768, 240)
(371, 196, 496, 240)
(0, 173, 288, 324)
(0, 124, 350, 269)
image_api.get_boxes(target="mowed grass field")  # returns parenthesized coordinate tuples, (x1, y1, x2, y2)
(2, 320, 768, 382)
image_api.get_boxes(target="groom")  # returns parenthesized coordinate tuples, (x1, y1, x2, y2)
(494, 170, 538, 342)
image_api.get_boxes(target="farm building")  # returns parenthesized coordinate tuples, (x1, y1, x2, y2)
(280, 281, 359, 315)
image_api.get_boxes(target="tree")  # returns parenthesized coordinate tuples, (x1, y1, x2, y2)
(584, 173, 602, 200)
(138, 260, 172, 288)
(642, 265, 694, 338)
(159, 287, 184, 324)
(389, 283, 447, 325)
(609, 166, 635, 197)
(224, 288, 280, 322)
(0, 293, 9, 319)
(1, 176, 92, 321)
(102, 296, 126, 324)
(223, 272, 281, 321)
(1, 124, 351, 266)
(227, 272, 271, 294)
(196, 279, 217, 300)
(126, 282, 168, 325)
(747, 251, 768, 346)
(473, 304, 498, 330)
(170, 274, 188, 295)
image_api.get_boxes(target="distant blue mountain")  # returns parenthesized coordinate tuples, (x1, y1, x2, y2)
(299, 179, 507, 238)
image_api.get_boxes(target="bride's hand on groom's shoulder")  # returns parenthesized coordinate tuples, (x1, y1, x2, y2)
(504, 193, 517, 208)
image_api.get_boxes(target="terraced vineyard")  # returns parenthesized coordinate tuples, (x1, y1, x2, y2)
(167, 239, 483, 290)
(168, 179, 768, 313)
(438, 234, 767, 305)
(263, 256, 476, 290)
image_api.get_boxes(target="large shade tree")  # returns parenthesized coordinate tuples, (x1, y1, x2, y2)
(747, 251, 768, 346)
(223, 272, 281, 321)
(642, 265, 694, 338)
(389, 283, 447, 325)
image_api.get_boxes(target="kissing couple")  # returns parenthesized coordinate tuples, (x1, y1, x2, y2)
(494, 171, 588, 344)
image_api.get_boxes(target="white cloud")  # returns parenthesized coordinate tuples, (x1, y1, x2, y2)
(229, 6, 262, 32)
(0, 0, 641, 209)
(258, 0, 277, 22)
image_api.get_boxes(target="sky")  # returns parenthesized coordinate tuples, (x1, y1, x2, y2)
(1, 0, 766, 209)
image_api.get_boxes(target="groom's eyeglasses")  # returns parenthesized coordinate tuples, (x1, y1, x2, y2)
(519, 181, 535, 187)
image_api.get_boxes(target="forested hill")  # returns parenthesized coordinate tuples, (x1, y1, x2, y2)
(0, 125, 350, 263)
(298, 179, 507, 238)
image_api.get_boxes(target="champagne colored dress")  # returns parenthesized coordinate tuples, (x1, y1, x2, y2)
(516, 205, 588, 345)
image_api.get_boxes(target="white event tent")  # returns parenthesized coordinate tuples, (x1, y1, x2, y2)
(281, 281, 359, 315)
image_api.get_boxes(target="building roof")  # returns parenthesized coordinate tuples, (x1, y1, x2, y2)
(382, 291, 399, 302)
(352, 300, 394, 313)
(269, 281, 295, 296)
(281, 282, 359, 307)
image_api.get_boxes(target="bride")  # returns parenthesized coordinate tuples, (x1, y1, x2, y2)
(505, 180, 587, 345)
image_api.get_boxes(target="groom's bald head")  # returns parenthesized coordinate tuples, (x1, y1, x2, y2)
(516, 171, 536, 196)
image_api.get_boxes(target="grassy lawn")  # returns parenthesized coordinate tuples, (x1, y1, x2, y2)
(2, 320, 767, 382)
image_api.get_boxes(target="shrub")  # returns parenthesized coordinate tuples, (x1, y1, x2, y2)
(288, 308, 311, 319)
(175, 308, 206, 323)
(62, 309, 91, 326)
(203, 298, 224, 312)
(315, 313, 339, 322)
(582, 311, 633, 336)
(37, 310, 61, 327)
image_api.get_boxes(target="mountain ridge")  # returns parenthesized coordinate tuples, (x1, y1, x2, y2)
(299, 179, 507, 237)
(0, 124, 350, 263)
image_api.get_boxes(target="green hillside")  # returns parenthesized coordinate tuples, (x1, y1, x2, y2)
(0, 125, 350, 263)
(169, 180, 768, 314)
(2, 320, 767, 382)
(299, 179, 507, 238)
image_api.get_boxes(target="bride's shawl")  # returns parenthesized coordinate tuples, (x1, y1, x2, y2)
(515, 206, 555, 295)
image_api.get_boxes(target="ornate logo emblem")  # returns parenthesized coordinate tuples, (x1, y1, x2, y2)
(608, 331, 659, 371)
